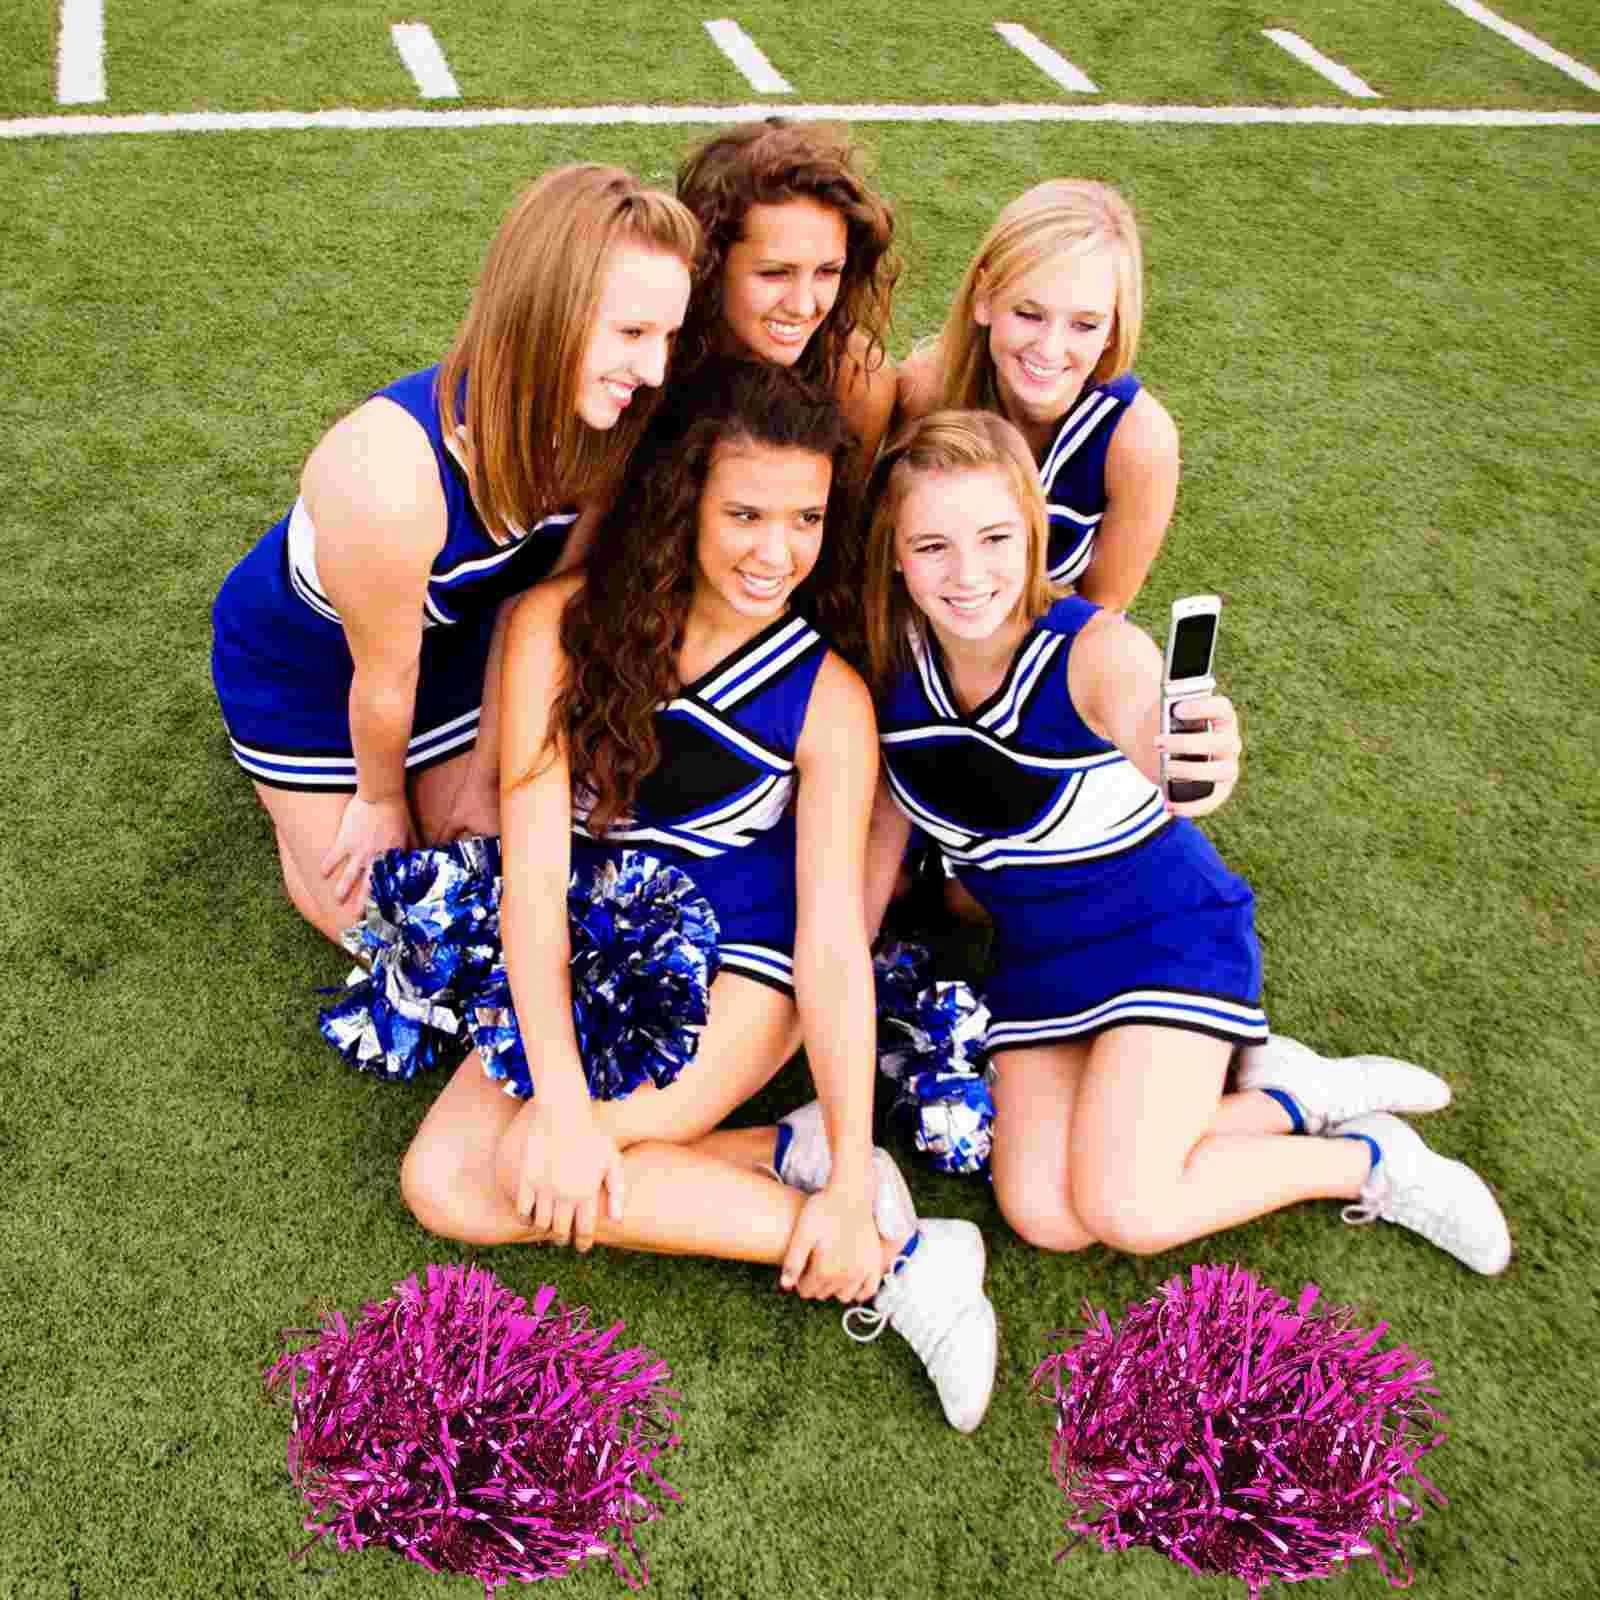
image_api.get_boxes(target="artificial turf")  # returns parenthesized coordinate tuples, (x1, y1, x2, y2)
(4, 9, 1599, 1597)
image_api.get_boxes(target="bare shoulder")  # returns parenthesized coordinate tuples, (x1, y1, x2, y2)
(894, 345, 940, 421)
(1107, 386, 1180, 474)
(837, 332, 898, 458)
(505, 570, 585, 646)
(799, 648, 878, 755)
(303, 393, 438, 522)
(1072, 606, 1161, 681)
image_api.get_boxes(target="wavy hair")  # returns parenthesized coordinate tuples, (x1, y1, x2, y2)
(926, 179, 1144, 416)
(435, 165, 701, 540)
(861, 411, 1060, 693)
(549, 359, 861, 832)
(674, 119, 899, 392)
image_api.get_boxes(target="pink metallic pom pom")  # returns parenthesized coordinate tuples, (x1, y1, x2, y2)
(1031, 1264, 1446, 1596)
(264, 1264, 682, 1592)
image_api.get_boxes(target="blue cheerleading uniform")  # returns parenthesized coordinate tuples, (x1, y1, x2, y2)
(878, 596, 1268, 1053)
(1038, 372, 1142, 585)
(211, 367, 577, 791)
(571, 610, 830, 998)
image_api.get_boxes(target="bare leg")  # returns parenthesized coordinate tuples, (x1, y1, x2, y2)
(254, 784, 364, 947)
(989, 1044, 1097, 1252)
(1067, 1026, 1369, 1257)
(410, 748, 487, 844)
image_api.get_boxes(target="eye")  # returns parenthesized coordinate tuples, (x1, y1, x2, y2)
(620, 326, 644, 340)
(910, 541, 946, 556)
(1014, 309, 1042, 324)
(818, 265, 843, 278)
(799, 510, 826, 527)
(1073, 319, 1103, 334)
(760, 268, 791, 279)
(984, 532, 1013, 547)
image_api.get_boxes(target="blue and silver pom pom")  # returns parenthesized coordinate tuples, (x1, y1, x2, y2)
(319, 837, 504, 1082)
(475, 852, 720, 1103)
(319, 841, 720, 1105)
(872, 942, 995, 1176)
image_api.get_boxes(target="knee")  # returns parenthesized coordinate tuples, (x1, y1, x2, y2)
(994, 1181, 1096, 1255)
(1069, 1180, 1174, 1258)
(399, 1139, 460, 1239)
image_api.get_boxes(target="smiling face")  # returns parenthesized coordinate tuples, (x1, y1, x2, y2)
(693, 441, 833, 626)
(975, 247, 1119, 447)
(574, 242, 693, 430)
(894, 465, 1031, 648)
(718, 198, 849, 367)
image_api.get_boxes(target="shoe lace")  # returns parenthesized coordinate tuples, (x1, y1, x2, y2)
(1342, 1182, 1482, 1262)
(843, 1305, 887, 1344)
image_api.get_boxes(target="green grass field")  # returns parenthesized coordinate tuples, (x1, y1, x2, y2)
(4, 4, 1599, 1598)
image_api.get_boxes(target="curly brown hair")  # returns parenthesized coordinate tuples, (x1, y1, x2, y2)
(674, 119, 899, 394)
(551, 359, 862, 833)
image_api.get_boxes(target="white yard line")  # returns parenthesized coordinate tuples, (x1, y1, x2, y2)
(5, 102, 1599, 141)
(1441, 0, 1600, 93)
(994, 24, 1099, 94)
(390, 23, 461, 100)
(56, 0, 105, 105)
(703, 20, 793, 94)
(1262, 29, 1379, 98)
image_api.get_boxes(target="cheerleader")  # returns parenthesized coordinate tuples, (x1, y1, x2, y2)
(211, 167, 699, 945)
(675, 118, 900, 465)
(854, 410, 1511, 1274)
(896, 179, 1174, 611)
(385, 365, 998, 1432)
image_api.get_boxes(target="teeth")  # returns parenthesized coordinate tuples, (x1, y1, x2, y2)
(1020, 360, 1059, 382)
(766, 321, 808, 343)
(739, 571, 786, 596)
(603, 380, 634, 401)
(946, 593, 991, 613)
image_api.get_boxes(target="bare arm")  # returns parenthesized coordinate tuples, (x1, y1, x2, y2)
(440, 496, 614, 842)
(1075, 389, 1180, 611)
(890, 344, 940, 434)
(494, 575, 626, 1245)
(863, 770, 913, 942)
(783, 652, 886, 1299)
(838, 332, 899, 466)
(1066, 611, 1241, 819)
(304, 397, 446, 898)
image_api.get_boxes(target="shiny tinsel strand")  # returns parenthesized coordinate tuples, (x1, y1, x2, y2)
(1031, 1264, 1446, 1595)
(264, 1264, 682, 1592)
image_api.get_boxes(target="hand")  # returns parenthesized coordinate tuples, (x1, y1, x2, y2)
(439, 766, 501, 843)
(779, 1174, 883, 1303)
(1155, 692, 1242, 819)
(320, 793, 416, 906)
(502, 1098, 625, 1252)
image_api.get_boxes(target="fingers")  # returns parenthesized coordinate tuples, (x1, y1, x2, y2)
(779, 1222, 814, 1293)
(333, 851, 368, 905)
(571, 1195, 597, 1254)
(604, 1153, 626, 1224)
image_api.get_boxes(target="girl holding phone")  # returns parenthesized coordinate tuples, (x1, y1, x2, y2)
(851, 410, 1511, 1275)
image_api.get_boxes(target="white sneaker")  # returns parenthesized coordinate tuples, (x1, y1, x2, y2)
(1336, 1112, 1511, 1276)
(843, 1219, 997, 1433)
(1237, 1033, 1452, 1135)
(776, 1100, 918, 1243)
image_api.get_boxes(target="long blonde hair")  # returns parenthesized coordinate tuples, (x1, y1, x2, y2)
(436, 165, 701, 539)
(862, 411, 1061, 691)
(927, 179, 1143, 417)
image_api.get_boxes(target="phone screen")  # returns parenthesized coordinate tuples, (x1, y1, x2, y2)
(1169, 613, 1217, 681)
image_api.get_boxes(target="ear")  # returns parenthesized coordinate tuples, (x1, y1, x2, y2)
(973, 294, 992, 329)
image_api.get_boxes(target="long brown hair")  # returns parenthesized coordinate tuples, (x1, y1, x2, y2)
(548, 360, 859, 832)
(927, 179, 1143, 417)
(435, 165, 701, 540)
(861, 411, 1059, 693)
(674, 119, 899, 393)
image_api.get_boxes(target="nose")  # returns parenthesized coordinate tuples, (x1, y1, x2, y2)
(754, 519, 790, 569)
(1033, 318, 1068, 363)
(783, 276, 820, 319)
(954, 541, 986, 586)
(637, 335, 670, 387)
